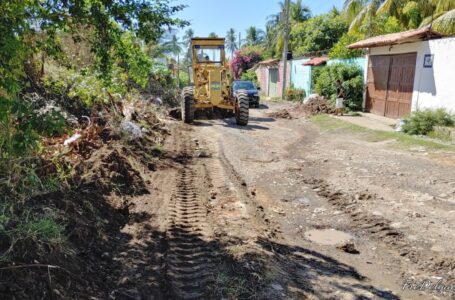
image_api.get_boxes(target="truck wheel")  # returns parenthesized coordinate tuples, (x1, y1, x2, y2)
(181, 87, 194, 123)
(235, 92, 249, 126)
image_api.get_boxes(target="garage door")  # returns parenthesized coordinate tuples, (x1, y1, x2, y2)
(366, 53, 417, 118)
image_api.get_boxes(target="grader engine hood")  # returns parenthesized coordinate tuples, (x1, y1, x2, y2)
(208, 70, 222, 105)
(190, 38, 231, 108)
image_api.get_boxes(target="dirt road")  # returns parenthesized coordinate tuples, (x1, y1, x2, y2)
(114, 102, 455, 299)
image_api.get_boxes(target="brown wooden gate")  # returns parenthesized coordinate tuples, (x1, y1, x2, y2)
(366, 53, 417, 118)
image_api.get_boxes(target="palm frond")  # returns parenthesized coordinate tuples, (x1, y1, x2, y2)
(433, 0, 455, 13)
(343, 0, 369, 22)
(349, 6, 369, 31)
(377, 0, 404, 17)
(431, 8, 455, 34)
(420, 11, 446, 26)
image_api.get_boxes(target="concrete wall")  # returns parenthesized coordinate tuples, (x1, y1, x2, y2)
(255, 66, 269, 96)
(290, 58, 311, 96)
(369, 37, 455, 113)
(276, 61, 292, 98)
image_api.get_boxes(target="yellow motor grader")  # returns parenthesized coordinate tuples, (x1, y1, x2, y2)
(181, 37, 249, 126)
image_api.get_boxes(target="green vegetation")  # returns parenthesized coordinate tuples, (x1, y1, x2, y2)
(329, 32, 365, 59)
(313, 64, 364, 111)
(240, 69, 259, 86)
(286, 87, 306, 102)
(0, 203, 65, 262)
(310, 114, 455, 151)
(343, 0, 455, 35)
(0, 0, 187, 268)
(290, 10, 348, 55)
(402, 108, 455, 135)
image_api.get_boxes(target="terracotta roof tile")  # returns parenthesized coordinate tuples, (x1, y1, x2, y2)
(347, 26, 444, 49)
(303, 56, 328, 66)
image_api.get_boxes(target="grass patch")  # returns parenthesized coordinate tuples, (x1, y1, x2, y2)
(0, 204, 66, 262)
(310, 114, 455, 151)
(213, 271, 248, 299)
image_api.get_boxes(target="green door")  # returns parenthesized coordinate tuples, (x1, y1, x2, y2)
(268, 68, 278, 97)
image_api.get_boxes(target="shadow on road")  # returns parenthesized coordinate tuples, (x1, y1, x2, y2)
(192, 117, 272, 131)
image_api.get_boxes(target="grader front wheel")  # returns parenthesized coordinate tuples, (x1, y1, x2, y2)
(181, 87, 194, 124)
(235, 92, 249, 126)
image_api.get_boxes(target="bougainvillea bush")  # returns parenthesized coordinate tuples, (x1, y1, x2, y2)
(229, 46, 263, 80)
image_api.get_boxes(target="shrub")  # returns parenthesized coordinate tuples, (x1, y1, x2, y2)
(240, 69, 259, 86)
(402, 108, 455, 135)
(286, 87, 306, 102)
(313, 63, 364, 111)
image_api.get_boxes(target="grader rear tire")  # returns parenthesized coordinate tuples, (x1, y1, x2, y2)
(235, 92, 249, 126)
(181, 87, 194, 124)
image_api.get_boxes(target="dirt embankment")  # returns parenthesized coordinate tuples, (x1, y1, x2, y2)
(0, 101, 170, 299)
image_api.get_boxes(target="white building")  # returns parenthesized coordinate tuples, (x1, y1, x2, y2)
(349, 26, 455, 119)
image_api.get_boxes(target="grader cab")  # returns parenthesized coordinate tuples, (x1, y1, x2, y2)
(181, 37, 249, 126)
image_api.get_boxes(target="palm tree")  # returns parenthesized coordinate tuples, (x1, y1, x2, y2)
(265, 1, 312, 56)
(290, 0, 311, 23)
(226, 28, 238, 58)
(245, 26, 265, 46)
(161, 33, 184, 87)
(182, 28, 194, 83)
(343, 0, 455, 34)
(182, 28, 194, 64)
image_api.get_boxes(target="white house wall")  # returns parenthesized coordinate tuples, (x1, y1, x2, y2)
(369, 37, 455, 114)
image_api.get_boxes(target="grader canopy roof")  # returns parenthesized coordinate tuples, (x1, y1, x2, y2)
(191, 38, 225, 64)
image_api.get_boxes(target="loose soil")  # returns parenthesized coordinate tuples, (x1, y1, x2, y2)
(2, 100, 455, 299)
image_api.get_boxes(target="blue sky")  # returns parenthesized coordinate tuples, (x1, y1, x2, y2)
(174, 0, 343, 38)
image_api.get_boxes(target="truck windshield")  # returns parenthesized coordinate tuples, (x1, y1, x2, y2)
(195, 46, 222, 63)
(233, 82, 255, 90)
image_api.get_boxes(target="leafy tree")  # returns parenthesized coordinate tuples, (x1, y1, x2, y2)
(290, 11, 347, 55)
(329, 32, 365, 59)
(0, 0, 188, 95)
(209, 32, 219, 38)
(226, 28, 238, 58)
(116, 32, 155, 88)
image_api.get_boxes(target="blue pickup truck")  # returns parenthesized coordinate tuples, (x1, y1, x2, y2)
(232, 80, 260, 108)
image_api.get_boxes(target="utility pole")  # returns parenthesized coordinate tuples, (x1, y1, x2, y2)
(238, 32, 242, 50)
(177, 52, 180, 88)
(281, 0, 291, 100)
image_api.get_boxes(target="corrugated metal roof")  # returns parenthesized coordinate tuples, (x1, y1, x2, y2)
(347, 26, 444, 49)
(303, 56, 329, 66)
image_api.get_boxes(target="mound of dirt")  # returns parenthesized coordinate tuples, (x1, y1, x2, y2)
(268, 109, 294, 119)
(77, 147, 148, 196)
(300, 96, 334, 116)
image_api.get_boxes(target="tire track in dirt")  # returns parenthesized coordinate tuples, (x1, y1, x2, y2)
(301, 177, 455, 278)
(164, 138, 217, 299)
